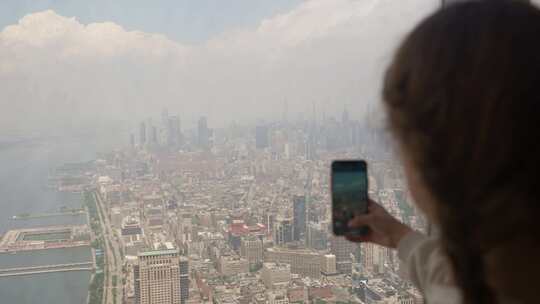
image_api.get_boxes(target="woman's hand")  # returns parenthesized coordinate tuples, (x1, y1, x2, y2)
(346, 199, 413, 249)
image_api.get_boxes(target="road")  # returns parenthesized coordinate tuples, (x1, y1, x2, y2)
(93, 191, 124, 304)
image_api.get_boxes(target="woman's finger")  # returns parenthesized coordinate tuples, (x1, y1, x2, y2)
(368, 199, 383, 212)
(348, 213, 373, 228)
(345, 234, 370, 243)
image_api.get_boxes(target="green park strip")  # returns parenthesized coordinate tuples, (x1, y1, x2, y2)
(84, 191, 105, 304)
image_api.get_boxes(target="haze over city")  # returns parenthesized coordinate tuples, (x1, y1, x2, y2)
(0, 0, 439, 135)
(0, 1, 457, 304)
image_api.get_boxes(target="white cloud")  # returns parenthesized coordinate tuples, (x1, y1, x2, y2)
(0, 0, 438, 133)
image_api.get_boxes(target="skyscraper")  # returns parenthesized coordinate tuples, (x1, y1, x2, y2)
(134, 248, 188, 304)
(179, 257, 189, 304)
(255, 125, 269, 149)
(168, 115, 182, 147)
(139, 122, 147, 146)
(150, 126, 158, 145)
(274, 218, 293, 245)
(197, 116, 211, 149)
(293, 195, 306, 242)
(240, 236, 263, 266)
(305, 131, 317, 160)
(306, 221, 328, 250)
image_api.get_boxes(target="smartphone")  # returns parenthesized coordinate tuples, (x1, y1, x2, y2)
(331, 160, 369, 236)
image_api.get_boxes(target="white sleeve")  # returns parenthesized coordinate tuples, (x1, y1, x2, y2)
(397, 231, 455, 293)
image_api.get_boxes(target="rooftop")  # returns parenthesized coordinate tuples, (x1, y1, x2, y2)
(138, 249, 179, 257)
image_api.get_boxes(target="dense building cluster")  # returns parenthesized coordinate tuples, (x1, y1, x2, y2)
(91, 109, 427, 304)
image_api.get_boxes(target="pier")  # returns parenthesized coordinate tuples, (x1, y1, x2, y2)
(0, 225, 91, 253)
(0, 262, 94, 277)
(11, 209, 85, 220)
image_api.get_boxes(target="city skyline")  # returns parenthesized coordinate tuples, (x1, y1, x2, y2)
(0, 1, 437, 303)
(0, 0, 440, 135)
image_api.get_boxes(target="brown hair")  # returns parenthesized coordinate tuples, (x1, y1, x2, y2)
(383, 1, 540, 303)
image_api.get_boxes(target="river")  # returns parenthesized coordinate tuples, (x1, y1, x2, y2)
(0, 131, 122, 304)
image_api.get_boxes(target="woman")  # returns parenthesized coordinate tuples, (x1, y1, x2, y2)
(347, 1, 540, 303)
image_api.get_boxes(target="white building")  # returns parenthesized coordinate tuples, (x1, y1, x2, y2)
(261, 263, 291, 289)
(135, 248, 189, 304)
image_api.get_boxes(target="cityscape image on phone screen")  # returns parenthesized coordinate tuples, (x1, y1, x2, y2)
(332, 161, 368, 235)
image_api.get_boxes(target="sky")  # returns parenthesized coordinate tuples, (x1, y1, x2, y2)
(0, 0, 302, 43)
(0, 0, 441, 135)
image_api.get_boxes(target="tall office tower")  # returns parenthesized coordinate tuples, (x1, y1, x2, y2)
(273, 218, 294, 245)
(305, 129, 317, 161)
(292, 196, 306, 242)
(179, 257, 189, 304)
(139, 122, 147, 146)
(306, 221, 328, 250)
(240, 236, 263, 266)
(330, 235, 357, 274)
(255, 125, 269, 149)
(167, 115, 182, 147)
(130, 133, 135, 149)
(134, 248, 188, 304)
(150, 126, 158, 145)
(264, 211, 276, 236)
(197, 116, 211, 149)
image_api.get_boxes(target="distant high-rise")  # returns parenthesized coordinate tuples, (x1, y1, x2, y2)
(167, 115, 182, 147)
(240, 236, 263, 266)
(264, 211, 276, 236)
(150, 126, 158, 145)
(179, 257, 189, 304)
(139, 122, 147, 146)
(306, 221, 327, 250)
(305, 131, 317, 160)
(197, 116, 211, 150)
(134, 248, 188, 304)
(274, 218, 293, 245)
(293, 196, 306, 242)
(255, 125, 269, 149)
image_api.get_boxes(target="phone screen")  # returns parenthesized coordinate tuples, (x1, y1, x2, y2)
(331, 160, 368, 236)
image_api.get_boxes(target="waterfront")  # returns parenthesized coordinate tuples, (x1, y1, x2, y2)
(0, 132, 120, 304)
(0, 247, 93, 304)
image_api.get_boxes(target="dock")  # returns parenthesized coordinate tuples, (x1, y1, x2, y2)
(0, 262, 94, 277)
(11, 209, 85, 220)
(0, 225, 91, 253)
